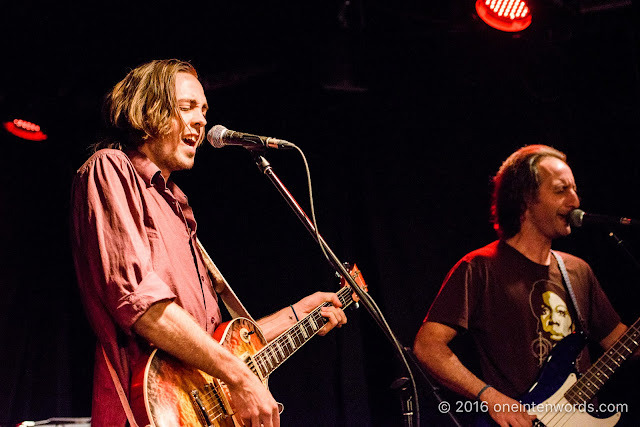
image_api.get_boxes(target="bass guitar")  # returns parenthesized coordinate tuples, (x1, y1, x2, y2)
(476, 317, 639, 426)
(131, 264, 367, 426)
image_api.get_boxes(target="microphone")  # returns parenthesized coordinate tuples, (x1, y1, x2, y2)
(207, 125, 293, 150)
(568, 209, 638, 228)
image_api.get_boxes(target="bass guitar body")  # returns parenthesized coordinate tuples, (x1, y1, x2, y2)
(474, 333, 621, 427)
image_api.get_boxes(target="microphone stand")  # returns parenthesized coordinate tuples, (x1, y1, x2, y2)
(253, 154, 430, 426)
(253, 154, 390, 336)
(607, 231, 640, 272)
(401, 347, 464, 427)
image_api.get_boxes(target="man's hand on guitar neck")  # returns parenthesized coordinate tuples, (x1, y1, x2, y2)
(257, 291, 348, 341)
(293, 291, 347, 336)
(480, 386, 537, 427)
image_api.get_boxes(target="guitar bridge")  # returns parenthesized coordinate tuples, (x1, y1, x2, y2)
(204, 382, 232, 419)
(190, 390, 213, 426)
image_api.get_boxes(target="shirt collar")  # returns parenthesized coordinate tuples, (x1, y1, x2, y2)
(126, 149, 164, 188)
(125, 149, 190, 205)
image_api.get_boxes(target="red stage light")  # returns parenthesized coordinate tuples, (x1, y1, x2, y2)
(476, 0, 532, 32)
(3, 119, 48, 141)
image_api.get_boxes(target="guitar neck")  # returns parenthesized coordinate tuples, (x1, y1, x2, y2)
(565, 317, 640, 404)
(251, 286, 355, 378)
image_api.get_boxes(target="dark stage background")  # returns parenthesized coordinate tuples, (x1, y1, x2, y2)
(1, 1, 640, 425)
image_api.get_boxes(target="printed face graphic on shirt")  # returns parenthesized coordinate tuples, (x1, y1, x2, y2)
(539, 291, 572, 341)
(529, 280, 575, 365)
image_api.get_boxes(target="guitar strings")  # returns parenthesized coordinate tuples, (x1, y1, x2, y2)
(202, 384, 227, 421)
(535, 320, 639, 425)
(189, 286, 356, 423)
(253, 286, 353, 377)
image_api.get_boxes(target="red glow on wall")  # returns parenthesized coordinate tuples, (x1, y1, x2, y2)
(476, 0, 532, 32)
(3, 119, 48, 141)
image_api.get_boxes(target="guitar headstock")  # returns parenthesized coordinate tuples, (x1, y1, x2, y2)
(340, 263, 369, 300)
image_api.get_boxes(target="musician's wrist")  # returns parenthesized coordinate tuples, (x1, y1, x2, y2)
(476, 384, 493, 401)
(226, 362, 262, 390)
(289, 304, 299, 322)
(477, 385, 503, 407)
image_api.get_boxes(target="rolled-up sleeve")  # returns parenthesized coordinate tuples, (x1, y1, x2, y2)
(72, 150, 176, 334)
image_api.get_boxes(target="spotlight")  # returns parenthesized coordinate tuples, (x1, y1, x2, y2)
(3, 119, 48, 141)
(475, 0, 532, 32)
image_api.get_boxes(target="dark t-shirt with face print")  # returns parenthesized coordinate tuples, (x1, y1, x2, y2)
(425, 240, 620, 398)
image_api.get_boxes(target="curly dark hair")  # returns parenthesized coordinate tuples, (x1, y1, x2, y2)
(491, 145, 567, 239)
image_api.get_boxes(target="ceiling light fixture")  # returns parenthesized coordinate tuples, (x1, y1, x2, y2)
(3, 119, 48, 141)
(476, 0, 532, 32)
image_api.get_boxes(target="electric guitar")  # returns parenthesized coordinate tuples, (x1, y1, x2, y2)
(130, 264, 368, 426)
(475, 317, 639, 426)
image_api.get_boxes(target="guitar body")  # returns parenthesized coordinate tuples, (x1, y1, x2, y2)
(527, 374, 621, 426)
(474, 332, 621, 426)
(132, 318, 269, 427)
(523, 332, 586, 406)
(130, 264, 368, 426)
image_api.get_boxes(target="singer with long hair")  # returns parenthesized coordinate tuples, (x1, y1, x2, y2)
(71, 59, 348, 427)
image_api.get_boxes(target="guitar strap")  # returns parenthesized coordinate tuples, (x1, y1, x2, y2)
(101, 346, 144, 427)
(551, 250, 589, 338)
(196, 238, 255, 322)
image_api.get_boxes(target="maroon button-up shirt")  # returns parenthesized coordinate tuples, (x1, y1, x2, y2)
(71, 149, 222, 426)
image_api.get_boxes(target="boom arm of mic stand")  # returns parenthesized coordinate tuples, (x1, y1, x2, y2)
(254, 154, 421, 424)
(608, 232, 640, 272)
(254, 155, 385, 328)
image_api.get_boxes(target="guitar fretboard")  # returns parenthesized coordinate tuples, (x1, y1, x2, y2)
(565, 317, 640, 404)
(249, 285, 355, 378)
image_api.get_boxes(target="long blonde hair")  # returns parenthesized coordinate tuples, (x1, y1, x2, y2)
(94, 59, 198, 151)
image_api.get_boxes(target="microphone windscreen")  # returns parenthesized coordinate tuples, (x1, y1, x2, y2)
(568, 209, 585, 228)
(207, 125, 228, 148)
